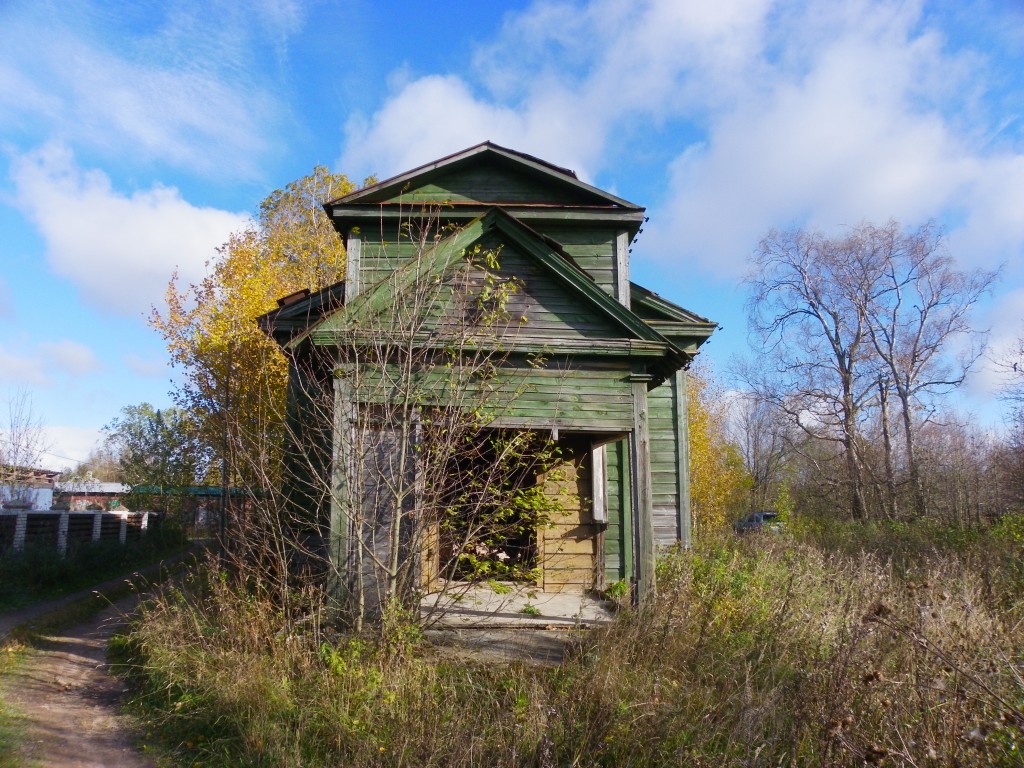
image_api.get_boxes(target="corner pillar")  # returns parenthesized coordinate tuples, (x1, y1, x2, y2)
(674, 369, 693, 547)
(328, 368, 356, 609)
(629, 373, 655, 601)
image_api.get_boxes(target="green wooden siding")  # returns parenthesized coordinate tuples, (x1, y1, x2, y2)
(358, 237, 423, 289)
(350, 236, 626, 345)
(485, 242, 622, 341)
(379, 160, 603, 207)
(529, 224, 617, 296)
(354, 217, 619, 299)
(603, 438, 632, 584)
(348, 364, 635, 433)
(648, 377, 683, 547)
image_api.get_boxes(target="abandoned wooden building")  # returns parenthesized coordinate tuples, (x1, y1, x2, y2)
(259, 142, 715, 613)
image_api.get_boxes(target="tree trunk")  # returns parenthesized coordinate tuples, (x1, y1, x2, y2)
(896, 385, 927, 518)
(879, 379, 898, 519)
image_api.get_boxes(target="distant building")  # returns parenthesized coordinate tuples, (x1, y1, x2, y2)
(54, 480, 133, 511)
(1, 465, 61, 510)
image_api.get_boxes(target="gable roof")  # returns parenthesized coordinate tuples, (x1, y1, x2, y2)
(294, 208, 686, 378)
(325, 142, 646, 237)
(329, 141, 641, 210)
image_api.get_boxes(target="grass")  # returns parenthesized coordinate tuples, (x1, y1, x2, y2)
(0, 524, 191, 613)
(116, 520, 1024, 767)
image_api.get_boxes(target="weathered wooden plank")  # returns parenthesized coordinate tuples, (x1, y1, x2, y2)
(592, 445, 607, 523)
(630, 379, 655, 599)
(539, 448, 598, 592)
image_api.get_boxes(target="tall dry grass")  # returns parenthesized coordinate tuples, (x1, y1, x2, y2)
(117, 527, 1024, 766)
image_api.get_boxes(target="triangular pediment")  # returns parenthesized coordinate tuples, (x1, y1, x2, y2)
(329, 142, 642, 210)
(305, 210, 678, 366)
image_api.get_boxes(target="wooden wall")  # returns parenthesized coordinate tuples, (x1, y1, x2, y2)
(649, 375, 685, 547)
(539, 447, 600, 593)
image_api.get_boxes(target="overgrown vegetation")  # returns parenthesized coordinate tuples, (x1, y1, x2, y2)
(0, 521, 189, 611)
(118, 522, 1024, 767)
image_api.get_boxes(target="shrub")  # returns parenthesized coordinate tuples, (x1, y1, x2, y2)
(120, 531, 1024, 766)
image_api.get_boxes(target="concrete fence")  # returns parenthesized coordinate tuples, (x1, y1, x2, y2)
(0, 510, 158, 556)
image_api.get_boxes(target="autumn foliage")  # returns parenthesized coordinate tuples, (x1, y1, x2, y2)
(150, 167, 357, 482)
(687, 360, 749, 531)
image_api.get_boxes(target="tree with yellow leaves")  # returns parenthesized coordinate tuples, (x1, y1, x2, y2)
(150, 167, 358, 485)
(687, 361, 750, 531)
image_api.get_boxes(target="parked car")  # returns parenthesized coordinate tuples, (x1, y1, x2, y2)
(734, 510, 782, 533)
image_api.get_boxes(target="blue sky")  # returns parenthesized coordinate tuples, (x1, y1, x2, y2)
(1, 0, 1022, 469)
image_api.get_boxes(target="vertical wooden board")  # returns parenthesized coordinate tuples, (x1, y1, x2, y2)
(345, 231, 362, 299)
(630, 380, 655, 599)
(592, 445, 607, 523)
(614, 230, 630, 308)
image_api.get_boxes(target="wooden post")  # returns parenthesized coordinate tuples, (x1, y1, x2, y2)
(328, 370, 356, 609)
(630, 374, 655, 601)
(91, 512, 102, 542)
(119, 514, 127, 544)
(674, 369, 693, 547)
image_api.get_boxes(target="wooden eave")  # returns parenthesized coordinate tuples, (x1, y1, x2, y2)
(329, 204, 646, 241)
(630, 282, 714, 325)
(326, 141, 643, 210)
(630, 282, 717, 357)
(257, 281, 346, 347)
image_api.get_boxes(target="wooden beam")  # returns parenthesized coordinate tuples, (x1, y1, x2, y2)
(328, 370, 355, 610)
(630, 377, 655, 600)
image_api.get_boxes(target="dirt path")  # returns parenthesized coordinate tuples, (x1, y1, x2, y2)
(0, 595, 154, 768)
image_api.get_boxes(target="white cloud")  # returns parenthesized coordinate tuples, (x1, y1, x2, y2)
(11, 144, 250, 317)
(339, 0, 1023, 288)
(340, 0, 772, 181)
(37, 340, 100, 376)
(0, 338, 102, 385)
(0, 0, 287, 178)
(0, 344, 49, 387)
(39, 425, 104, 470)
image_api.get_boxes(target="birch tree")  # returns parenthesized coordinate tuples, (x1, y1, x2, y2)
(857, 221, 996, 518)
(745, 227, 879, 520)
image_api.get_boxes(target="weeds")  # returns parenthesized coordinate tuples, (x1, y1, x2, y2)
(0, 520, 190, 612)
(118, 527, 1024, 766)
